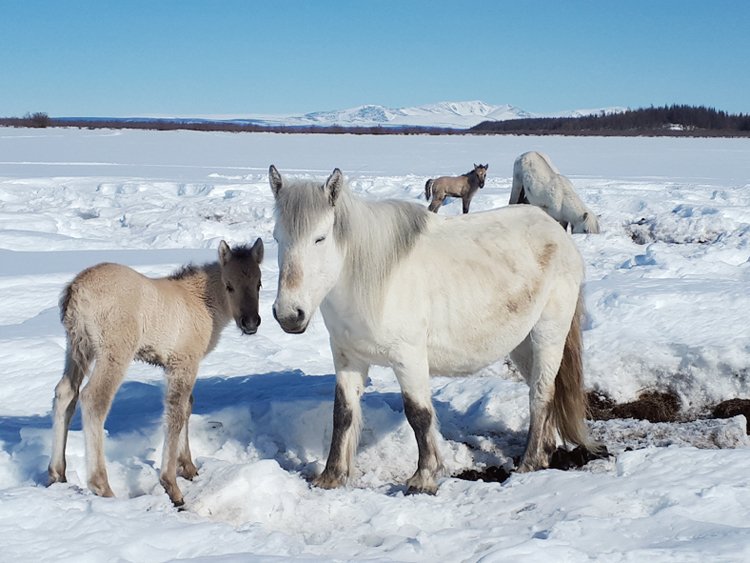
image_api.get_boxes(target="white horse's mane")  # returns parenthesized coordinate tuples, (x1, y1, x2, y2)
(275, 179, 429, 317)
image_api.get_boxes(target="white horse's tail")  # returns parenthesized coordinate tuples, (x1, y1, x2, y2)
(509, 165, 528, 205)
(59, 281, 95, 376)
(424, 179, 433, 200)
(551, 290, 600, 452)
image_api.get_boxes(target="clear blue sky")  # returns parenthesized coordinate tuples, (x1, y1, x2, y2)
(1, 0, 748, 117)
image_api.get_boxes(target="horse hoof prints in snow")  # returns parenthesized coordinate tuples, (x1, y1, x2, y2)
(510, 151, 600, 234)
(269, 164, 600, 494)
(48, 238, 264, 507)
(425, 163, 488, 214)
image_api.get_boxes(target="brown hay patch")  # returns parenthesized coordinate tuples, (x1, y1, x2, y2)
(588, 390, 681, 423)
(712, 399, 750, 434)
(453, 465, 511, 484)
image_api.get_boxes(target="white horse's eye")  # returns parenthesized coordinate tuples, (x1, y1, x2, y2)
(315, 235, 326, 245)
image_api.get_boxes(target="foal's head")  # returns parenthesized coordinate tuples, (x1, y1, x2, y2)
(218, 238, 264, 334)
(268, 165, 347, 334)
(473, 163, 489, 188)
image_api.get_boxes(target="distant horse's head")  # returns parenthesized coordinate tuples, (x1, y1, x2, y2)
(571, 212, 600, 234)
(269, 165, 347, 334)
(218, 238, 264, 334)
(473, 163, 489, 188)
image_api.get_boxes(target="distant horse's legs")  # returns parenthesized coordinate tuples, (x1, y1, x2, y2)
(314, 346, 369, 489)
(428, 193, 445, 213)
(48, 347, 88, 484)
(462, 195, 472, 214)
(394, 352, 442, 494)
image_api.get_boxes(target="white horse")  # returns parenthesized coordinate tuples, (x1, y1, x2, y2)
(269, 165, 598, 494)
(510, 151, 600, 234)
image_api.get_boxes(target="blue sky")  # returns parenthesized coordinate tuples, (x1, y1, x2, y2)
(1, 0, 748, 117)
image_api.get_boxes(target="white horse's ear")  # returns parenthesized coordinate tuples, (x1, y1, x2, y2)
(218, 240, 231, 266)
(251, 237, 264, 264)
(269, 165, 283, 197)
(324, 168, 344, 205)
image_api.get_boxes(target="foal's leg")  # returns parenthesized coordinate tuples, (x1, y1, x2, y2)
(314, 346, 368, 489)
(462, 195, 472, 214)
(79, 349, 131, 497)
(48, 347, 88, 484)
(515, 326, 567, 472)
(427, 192, 445, 213)
(177, 393, 198, 480)
(394, 353, 441, 494)
(160, 361, 199, 506)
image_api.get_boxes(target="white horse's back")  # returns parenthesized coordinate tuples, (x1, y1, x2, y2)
(375, 205, 582, 375)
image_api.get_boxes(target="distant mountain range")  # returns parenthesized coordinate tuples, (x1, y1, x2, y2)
(185, 101, 629, 130)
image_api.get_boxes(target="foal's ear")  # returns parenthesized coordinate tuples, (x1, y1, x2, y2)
(269, 165, 283, 197)
(218, 240, 231, 266)
(250, 237, 264, 264)
(324, 168, 344, 206)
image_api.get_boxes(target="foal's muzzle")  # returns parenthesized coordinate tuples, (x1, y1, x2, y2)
(238, 314, 261, 335)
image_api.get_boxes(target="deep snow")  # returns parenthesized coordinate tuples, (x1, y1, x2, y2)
(0, 128, 749, 562)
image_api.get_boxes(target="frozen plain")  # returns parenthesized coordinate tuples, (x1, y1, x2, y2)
(0, 128, 749, 561)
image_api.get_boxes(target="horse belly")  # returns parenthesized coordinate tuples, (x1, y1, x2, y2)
(424, 293, 538, 376)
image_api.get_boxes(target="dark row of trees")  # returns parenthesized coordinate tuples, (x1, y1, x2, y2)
(2, 105, 749, 137)
(0, 113, 457, 136)
(470, 105, 750, 136)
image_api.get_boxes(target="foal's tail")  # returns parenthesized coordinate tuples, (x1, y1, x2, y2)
(59, 280, 95, 376)
(552, 290, 601, 452)
(424, 179, 433, 200)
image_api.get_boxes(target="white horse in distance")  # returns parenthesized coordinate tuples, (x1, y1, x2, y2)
(510, 151, 600, 233)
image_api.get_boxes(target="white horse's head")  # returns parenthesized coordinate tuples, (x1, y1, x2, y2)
(572, 211, 600, 234)
(269, 165, 346, 334)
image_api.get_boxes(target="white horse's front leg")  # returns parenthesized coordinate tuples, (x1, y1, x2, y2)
(314, 346, 368, 489)
(394, 354, 442, 494)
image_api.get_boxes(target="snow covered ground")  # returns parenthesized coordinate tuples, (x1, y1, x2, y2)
(0, 128, 749, 561)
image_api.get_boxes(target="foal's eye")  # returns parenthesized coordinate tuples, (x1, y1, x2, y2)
(314, 235, 326, 245)
(225, 283, 234, 293)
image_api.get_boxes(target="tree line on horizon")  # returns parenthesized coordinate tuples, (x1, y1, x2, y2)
(470, 104, 750, 136)
(1, 105, 749, 137)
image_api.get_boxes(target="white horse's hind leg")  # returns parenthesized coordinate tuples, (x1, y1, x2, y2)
(80, 349, 130, 497)
(515, 323, 567, 472)
(394, 354, 441, 494)
(160, 363, 198, 506)
(48, 348, 87, 484)
(314, 347, 368, 489)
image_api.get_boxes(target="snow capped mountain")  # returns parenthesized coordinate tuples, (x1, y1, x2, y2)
(233, 101, 625, 129)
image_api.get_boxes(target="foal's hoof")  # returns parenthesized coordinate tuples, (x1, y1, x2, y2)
(178, 463, 199, 481)
(312, 471, 345, 490)
(47, 472, 67, 486)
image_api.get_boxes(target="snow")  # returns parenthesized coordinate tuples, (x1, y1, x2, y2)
(1, 127, 749, 561)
